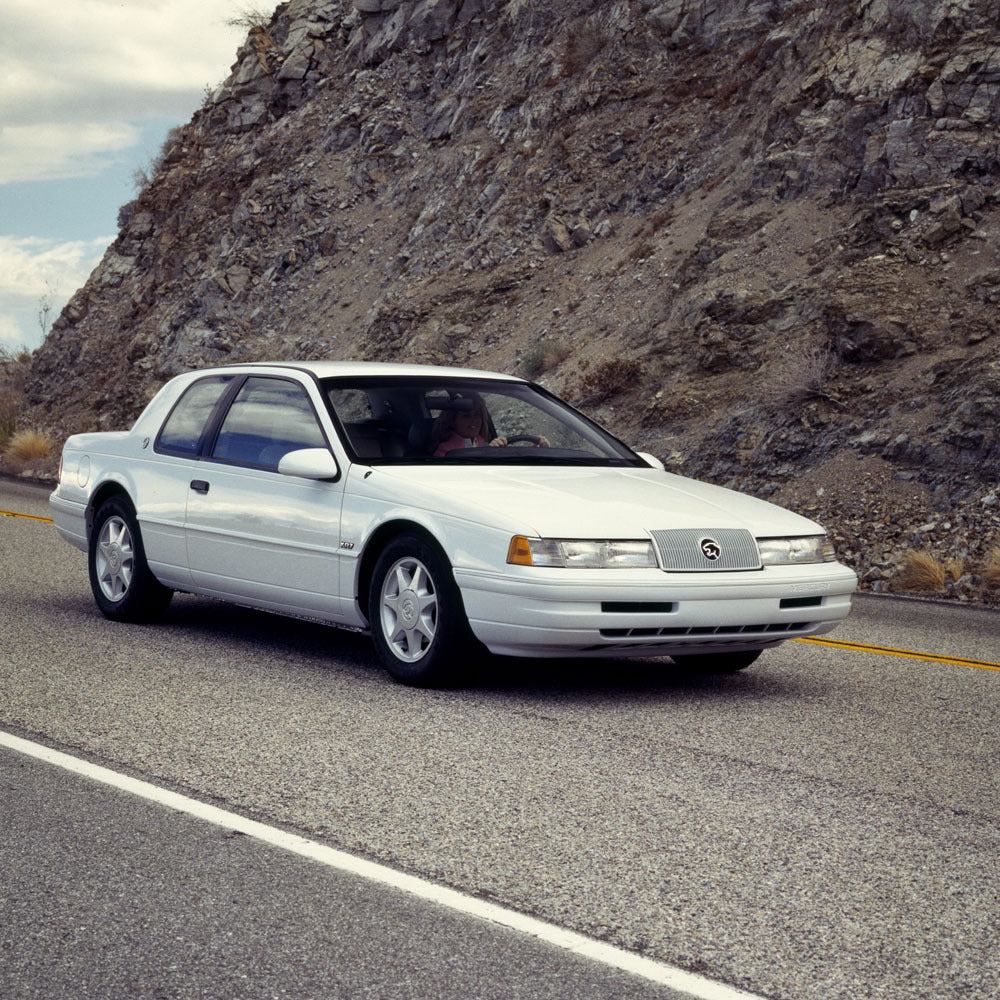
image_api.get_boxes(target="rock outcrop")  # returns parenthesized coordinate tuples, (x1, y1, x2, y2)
(23, 0, 1000, 594)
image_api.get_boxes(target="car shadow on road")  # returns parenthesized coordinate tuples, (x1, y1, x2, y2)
(459, 651, 806, 700)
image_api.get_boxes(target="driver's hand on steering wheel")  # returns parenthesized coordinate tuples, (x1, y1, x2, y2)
(488, 435, 550, 447)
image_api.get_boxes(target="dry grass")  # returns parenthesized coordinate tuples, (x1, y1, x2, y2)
(983, 546, 1000, 590)
(944, 556, 968, 583)
(4, 429, 57, 466)
(893, 549, 947, 592)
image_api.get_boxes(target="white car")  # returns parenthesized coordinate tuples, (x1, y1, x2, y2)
(50, 361, 856, 685)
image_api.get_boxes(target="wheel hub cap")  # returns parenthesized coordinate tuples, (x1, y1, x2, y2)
(398, 591, 419, 628)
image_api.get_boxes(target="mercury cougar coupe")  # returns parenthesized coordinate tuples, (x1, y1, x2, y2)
(50, 361, 857, 685)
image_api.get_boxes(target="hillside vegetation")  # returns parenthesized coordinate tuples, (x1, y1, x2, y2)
(20, 0, 1000, 600)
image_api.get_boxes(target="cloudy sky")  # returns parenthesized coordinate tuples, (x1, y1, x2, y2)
(0, 0, 255, 350)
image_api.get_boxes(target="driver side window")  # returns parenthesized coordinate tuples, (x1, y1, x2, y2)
(212, 377, 326, 469)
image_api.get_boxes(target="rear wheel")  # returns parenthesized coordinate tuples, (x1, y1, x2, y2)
(670, 650, 762, 674)
(368, 534, 470, 686)
(89, 497, 173, 622)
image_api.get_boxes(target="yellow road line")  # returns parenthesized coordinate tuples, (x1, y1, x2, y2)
(797, 636, 1000, 672)
(0, 509, 54, 524)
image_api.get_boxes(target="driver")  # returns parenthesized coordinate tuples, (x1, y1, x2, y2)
(431, 394, 549, 456)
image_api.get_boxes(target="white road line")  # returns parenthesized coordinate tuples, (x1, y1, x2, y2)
(1, 729, 766, 1000)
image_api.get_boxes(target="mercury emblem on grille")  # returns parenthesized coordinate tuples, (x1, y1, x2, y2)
(700, 538, 722, 560)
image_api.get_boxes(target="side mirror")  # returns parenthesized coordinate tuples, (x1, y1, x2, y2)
(636, 451, 665, 471)
(277, 448, 340, 480)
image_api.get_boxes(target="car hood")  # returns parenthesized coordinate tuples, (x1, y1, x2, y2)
(367, 464, 824, 538)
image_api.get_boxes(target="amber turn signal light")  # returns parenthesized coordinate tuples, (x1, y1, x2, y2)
(507, 535, 534, 565)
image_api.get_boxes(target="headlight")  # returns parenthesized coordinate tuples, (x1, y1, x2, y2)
(507, 536, 657, 568)
(757, 535, 836, 565)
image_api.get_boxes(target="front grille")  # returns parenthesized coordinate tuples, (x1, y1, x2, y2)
(650, 528, 761, 571)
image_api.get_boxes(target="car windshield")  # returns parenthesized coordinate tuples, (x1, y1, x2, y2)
(322, 376, 643, 466)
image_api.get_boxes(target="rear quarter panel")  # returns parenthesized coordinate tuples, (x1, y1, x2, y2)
(52, 431, 193, 588)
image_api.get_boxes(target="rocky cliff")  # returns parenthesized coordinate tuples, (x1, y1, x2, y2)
(23, 0, 1000, 596)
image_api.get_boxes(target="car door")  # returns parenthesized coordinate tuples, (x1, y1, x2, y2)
(183, 374, 348, 621)
(142, 372, 239, 590)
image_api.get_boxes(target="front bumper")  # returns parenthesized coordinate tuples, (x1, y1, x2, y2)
(456, 562, 857, 658)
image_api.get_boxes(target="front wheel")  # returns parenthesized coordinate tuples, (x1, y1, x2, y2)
(89, 497, 173, 622)
(670, 650, 762, 674)
(368, 534, 471, 686)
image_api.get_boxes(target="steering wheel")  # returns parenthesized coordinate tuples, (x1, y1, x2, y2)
(503, 434, 542, 446)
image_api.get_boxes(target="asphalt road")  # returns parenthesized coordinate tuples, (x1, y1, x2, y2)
(2, 478, 999, 1000)
(1, 744, 685, 1000)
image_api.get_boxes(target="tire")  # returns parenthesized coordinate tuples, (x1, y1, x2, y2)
(89, 497, 173, 622)
(670, 649, 762, 674)
(368, 533, 471, 686)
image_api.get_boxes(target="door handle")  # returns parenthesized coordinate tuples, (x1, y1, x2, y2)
(190, 480, 210, 494)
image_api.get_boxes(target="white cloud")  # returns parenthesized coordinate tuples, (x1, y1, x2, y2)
(0, 234, 110, 301)
(0, 312, 27, 346)
(0, 234, 112, 347)
(0, 0, 247, 182)
(0, 123, 141, 184)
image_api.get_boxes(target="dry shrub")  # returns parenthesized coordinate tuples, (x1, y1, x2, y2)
(628, 240, 657, 261)
(575, 358, 643, 404)
(4, 429, 56, 466)
(894, 550, 946, 592)
(561, 22, 609, 77)
(760, 341, 839, 409)
(0, 388, 19, 449)
(521, 339, 570, 378)
(226, 6, 272, 30)
(503, 0, 532, 20)
(648, 207, 675, 233)
(714, 77, 745, 105)
(0, 346, 31, 450)
(983, 547, 1000, 591)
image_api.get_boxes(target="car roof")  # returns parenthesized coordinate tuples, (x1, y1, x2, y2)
(129, 361, 530, 437)
(232, 361, 526, 382)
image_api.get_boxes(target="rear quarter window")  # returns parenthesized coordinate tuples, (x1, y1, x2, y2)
(156, 376, 234, 456)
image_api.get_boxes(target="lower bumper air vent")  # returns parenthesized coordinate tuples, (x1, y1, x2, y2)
(600, 622, 812, 640)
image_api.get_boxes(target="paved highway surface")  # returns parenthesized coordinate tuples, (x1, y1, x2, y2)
(2, 478, 998, 1000)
